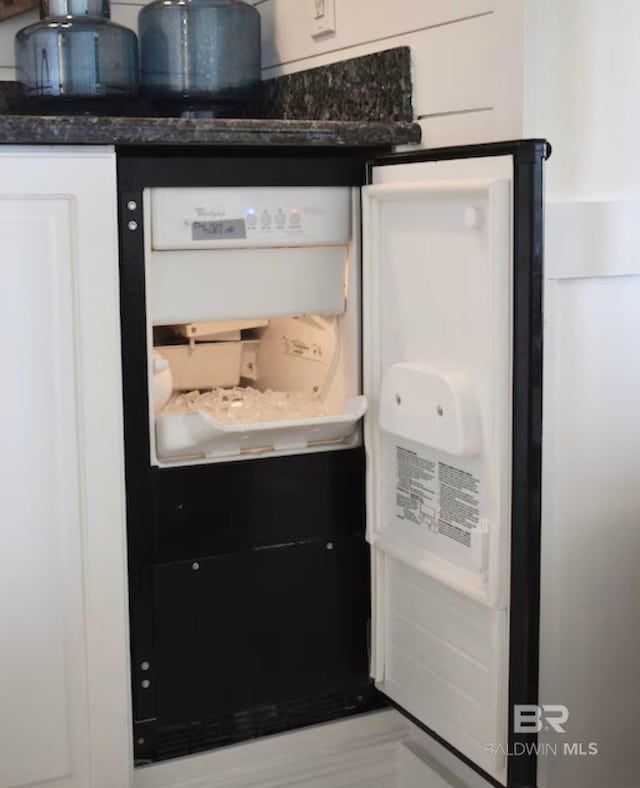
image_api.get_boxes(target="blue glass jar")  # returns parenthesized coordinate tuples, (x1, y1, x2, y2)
(139, 0, 261, 111)
(15, 0, 138, 99)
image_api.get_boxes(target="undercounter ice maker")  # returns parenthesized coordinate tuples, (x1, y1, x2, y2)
(118, 142, 549, 787)
(145, 185, 366, 463)
(118, 152, 378, 768)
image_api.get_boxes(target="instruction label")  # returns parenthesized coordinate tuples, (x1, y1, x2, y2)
(282, 336, 324, 363)
(395, 446, 481, 549)
(395, 447, 437, 528)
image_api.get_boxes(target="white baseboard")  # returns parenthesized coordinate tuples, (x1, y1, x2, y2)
(134, 710, 408, 788)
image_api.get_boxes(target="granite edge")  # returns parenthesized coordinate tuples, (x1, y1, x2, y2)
(0, 115, 422, 147)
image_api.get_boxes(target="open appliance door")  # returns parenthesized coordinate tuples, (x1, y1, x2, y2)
(363, 142, 548, 787)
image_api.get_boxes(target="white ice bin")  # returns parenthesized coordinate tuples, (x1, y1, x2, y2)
(156, 395, 367, 460)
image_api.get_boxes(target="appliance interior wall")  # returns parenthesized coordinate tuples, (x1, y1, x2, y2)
(152, 312, 360, 463)
(145, 187, 363, 466)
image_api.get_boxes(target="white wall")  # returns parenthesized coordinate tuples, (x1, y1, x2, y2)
(255, 0, 525, 147)
(531, 4, 640, 788)
(524, 0, 640, 200)
(1, 8, 35, 79)
(0, 9, 33, 80)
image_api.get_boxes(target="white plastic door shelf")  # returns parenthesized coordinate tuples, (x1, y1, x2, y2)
(363, 159, 514, 783)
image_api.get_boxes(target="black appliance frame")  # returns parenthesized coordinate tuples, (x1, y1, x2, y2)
(117, 146, 387, 766)
(117, 140, 547, 787)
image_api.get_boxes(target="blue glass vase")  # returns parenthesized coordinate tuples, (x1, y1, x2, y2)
(139, 0, 261, 113)
(15, 0, 138, 100)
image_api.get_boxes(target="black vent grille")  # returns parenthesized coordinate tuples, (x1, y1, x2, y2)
(257, 692, 351, 737)
(147, 688, 383, 763)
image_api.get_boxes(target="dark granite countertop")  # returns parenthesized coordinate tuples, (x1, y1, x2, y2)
(0, 114, 421, 147)
(0, 48, 421, 148)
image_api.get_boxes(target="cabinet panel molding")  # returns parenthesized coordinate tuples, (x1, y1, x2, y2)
(0, 148, 131, 788)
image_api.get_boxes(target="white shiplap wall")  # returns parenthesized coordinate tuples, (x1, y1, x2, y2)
(524, 0, 640, 201)
(254, 0, 526, 146)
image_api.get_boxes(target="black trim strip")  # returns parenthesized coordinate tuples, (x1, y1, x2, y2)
(366, 138, 550, 179)
(117, 173, 157, 724)
(117, 147, 377, 190)
(506, 141, 546, 788)
(368, 140, 548, 788)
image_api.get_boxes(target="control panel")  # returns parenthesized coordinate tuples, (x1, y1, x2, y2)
(149, 186, 352, 250)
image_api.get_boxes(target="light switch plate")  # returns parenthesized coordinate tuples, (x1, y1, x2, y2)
(311, 0, 336, 38)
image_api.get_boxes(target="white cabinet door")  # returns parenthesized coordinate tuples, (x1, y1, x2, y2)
(0, 148, 131, 788)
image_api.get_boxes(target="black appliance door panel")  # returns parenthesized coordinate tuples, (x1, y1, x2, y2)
(153, 553, 256, 721)
(252, 540, 370, 705)
(153, 450, 366, 563)
(152, 540, 370, 724)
